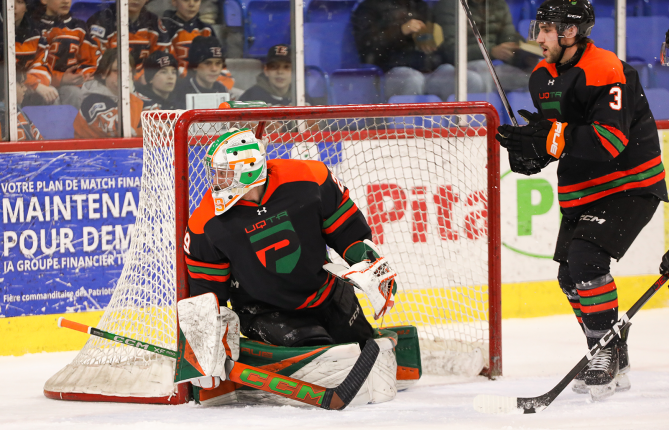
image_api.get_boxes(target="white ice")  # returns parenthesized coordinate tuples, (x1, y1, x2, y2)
(2, 309, 668, 430)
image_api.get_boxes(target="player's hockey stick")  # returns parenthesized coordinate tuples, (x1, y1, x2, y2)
(57, 317, 379, 410)
(458, 0, 519, 126)
(473, 274, 669, 414)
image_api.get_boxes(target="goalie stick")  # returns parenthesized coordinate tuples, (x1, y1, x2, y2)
(457, 0, 519, 126)
(473, 275, 669, 414)
(57, 317, 379, 410)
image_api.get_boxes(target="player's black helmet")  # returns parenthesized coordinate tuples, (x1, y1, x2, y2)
(528, 0, 595, 41)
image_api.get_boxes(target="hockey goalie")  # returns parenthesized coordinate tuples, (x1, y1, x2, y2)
(175, 128, 422, 407)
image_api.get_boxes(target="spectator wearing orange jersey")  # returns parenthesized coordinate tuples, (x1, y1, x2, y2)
(86, 0, 171, 82)
(74, 49, 143, 139)
(35, 0, 99, 109)
(161, 0, 233, 90)
(15, 0, 58, 106)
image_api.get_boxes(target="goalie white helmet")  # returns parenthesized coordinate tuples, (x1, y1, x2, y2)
(205, 128, 267, 215)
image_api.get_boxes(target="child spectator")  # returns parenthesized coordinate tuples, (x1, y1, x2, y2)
(35, 0, 98, 109)
(173, 36, 228, 108)
(16, 0, 57, 105)
(162, 0, 215, 73)
(136, 50, 180, 110)
(74, 49, 143, 138)
(86, 0, 171, 82)
(240, 44, 314, 106)
(16, 71, 44, 141)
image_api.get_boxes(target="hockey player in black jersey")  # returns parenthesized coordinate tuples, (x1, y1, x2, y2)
(496, 0, 668, 401)
(184, 129, 398, 352)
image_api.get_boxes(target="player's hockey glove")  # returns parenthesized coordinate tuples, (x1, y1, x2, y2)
(659, 249, 669, 275)
(508, 150, 544, 176)
(324, 240, 397, 319)
(497, 109, 568, 161)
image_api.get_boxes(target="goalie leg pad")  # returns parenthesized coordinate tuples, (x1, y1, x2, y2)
(175, 293, 239, 384)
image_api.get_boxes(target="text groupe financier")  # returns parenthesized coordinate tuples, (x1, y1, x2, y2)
(2, 178, 141, 265)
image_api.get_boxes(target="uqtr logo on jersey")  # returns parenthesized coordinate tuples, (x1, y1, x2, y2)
(246, 211, 301, 274)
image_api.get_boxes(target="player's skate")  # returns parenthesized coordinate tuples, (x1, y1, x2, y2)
(574, 325, 631, 395)
(571, 367, 589, 394)
(615, 325, 631, 392)
(584, 343, 619, 401)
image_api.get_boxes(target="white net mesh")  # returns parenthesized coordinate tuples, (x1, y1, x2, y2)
(45, 105, 499, 402)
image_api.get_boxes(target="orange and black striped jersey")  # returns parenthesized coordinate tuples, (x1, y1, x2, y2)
(184, 159, 372, 310)
(17, 108, 43, 141)
(37, 14, 98, 87)
(16, 17, 51, 89)
(530, 43, 668, 217)
(86, 8, 171, 74)
(160, 11, 216, 75)
(74, 91, 143, 139)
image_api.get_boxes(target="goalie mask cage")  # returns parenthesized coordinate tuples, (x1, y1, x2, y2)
(44, 103, 501, 405)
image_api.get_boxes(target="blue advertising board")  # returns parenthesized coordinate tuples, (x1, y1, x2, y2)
(0, 149, 142, 317)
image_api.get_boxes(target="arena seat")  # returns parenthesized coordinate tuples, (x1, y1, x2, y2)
(626, 17, 669, 64)
(70, 0, 112, 21)
(643, 88, 669, 120)
(329, 68, 383, 105)
(305, 0, 359, 23)
(506, 92, 535, 125)
(590, 17, 614, 52)
(447, 92, 508, 125)
(387, 95, 444, 129)
(23, 105, 79, 140)
(245, 0, 291, 58)
(304, 21, 360, 73)
(222, 0, 244, 27)
(645, 0, 669, 17)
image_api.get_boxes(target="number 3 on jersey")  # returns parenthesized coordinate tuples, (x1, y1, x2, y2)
(609, 87, 622, 110)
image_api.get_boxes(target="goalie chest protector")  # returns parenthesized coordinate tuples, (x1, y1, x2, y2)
(185, 158, 372, 310)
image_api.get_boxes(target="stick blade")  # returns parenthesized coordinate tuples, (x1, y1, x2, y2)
(473, 394, 521, 414)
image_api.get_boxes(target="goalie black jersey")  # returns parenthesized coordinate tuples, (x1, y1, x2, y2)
(184, 159, 372, 310)
(529, 42, 668, 218)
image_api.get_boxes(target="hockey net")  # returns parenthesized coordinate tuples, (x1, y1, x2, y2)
(44, 103, 500, 404)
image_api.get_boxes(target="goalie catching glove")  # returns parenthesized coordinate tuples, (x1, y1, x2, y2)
(497, 109, 568, 161)
(175, 293, 240, 390)
(325, 239, 397, 319)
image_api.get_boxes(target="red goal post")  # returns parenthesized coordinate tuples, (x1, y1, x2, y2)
(174, 102, 502, 376)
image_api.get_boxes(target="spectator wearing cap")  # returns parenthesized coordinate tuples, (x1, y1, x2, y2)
(136, 50, 181, 110)
(239, 44, 314, 106)
(173, 36, 228, 108)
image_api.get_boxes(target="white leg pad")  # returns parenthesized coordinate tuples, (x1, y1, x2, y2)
(177, 293, 238, 379)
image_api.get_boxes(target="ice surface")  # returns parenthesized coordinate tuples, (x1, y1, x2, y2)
(2, 309, 668, 430)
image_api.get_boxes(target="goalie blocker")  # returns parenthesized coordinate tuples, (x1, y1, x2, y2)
(175, 294, 422, 407)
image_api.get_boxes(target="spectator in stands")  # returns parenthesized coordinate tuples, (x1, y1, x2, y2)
(160, 0, 231, 89)
(173, 36, 228, 108)
(86, 0, 171, 83)
(352, 0, 484, 101)
(34, 0, 99, 109)
(240, 44, 314, 106)
(15, 70, 45, 140)
(74, 49, 143, 138)
(136, 50, 181, 110)
(433, 0, 540, 93)
(16, 0, 58, 106)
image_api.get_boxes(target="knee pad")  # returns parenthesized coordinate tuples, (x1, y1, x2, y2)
(568, 239, 612, 284)
(246, 311, 335, 347)
(558, 262, 578, 299)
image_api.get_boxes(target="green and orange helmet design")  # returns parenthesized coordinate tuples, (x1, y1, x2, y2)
(205, 128, 267, 215)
